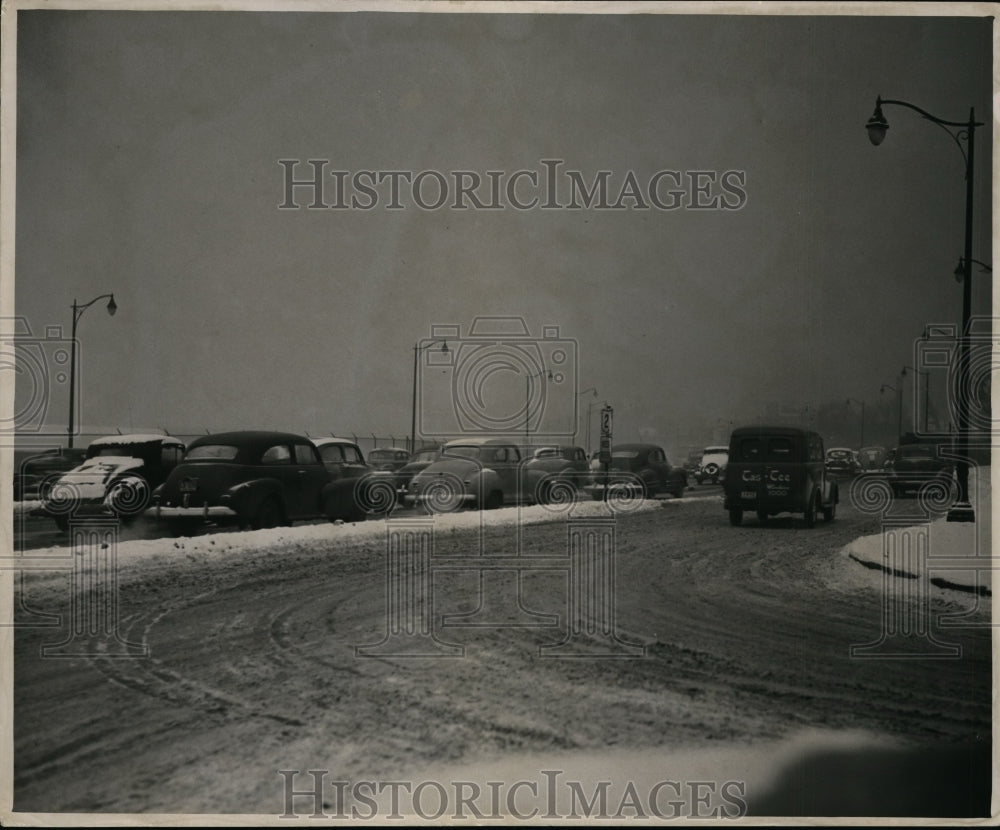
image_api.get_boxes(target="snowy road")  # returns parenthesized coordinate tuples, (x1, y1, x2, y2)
(10, 494, 991, 818)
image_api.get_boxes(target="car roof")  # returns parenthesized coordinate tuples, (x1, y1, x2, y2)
(612, 443, 660, 452)
(730, 425, 812, 439)
(827, 447, 853, 453)
(188, 431, 313, 448)
(703, 446, 728, 452)
(91, 433, 185, 447)
(312, 437, 361, 447)
(444, 437, 521, 447)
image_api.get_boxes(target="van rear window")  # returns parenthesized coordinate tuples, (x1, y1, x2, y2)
(735, 436, 796, 461)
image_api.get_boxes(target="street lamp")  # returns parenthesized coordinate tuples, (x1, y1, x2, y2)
(880, 383, 901, 446)
(953, 257, 992, 281)
(900, 365, 929, 434)
(524, 365, 552, 445)
(410, 339, 448, 454)
(575, 386, 597, 444)
(586, 397, 608, 455)
(67, 293, 117, 449)
(865, 94, 982, 521)
(845, 397, 865, 447)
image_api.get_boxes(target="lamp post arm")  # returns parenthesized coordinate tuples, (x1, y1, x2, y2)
(73, 293, 116, 324)
(876, 97, 983, 129)
(876, 97, 981, 175)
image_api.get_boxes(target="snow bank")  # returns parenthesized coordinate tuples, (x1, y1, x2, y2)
(842, 465, 993, 595)
(16, 499, 665, 589)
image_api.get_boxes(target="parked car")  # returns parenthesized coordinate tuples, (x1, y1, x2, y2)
(367, 447, 411, 472)
(522, 445, 590, 502)
(724, 426, 838, 527)
(404, 438, 540, 510)
(311, 437, 372, 480)
(586, 443, 687, 500)
(38, 434, 186, 530)
(825, 447, 861, 475)
(885, 443, 956, 498)
(13, 447, 87, 501)
(857, 445, 887, 470)
(391, 444, 443, 501)
(149, 431, 373, 532)
(695, 445, 729, 485)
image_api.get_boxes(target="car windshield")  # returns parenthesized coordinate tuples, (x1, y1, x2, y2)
(186, 444, 239, 461)
(611, 451, 638, 459)
(412, 449, 439, 462)
(369, 450, 400, 461)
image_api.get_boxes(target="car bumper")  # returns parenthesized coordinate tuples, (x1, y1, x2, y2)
(146, 504, 239, 520)
(402, 492, 477, 508)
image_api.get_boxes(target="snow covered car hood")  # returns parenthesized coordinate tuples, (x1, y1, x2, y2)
(49, 456, 144, 500)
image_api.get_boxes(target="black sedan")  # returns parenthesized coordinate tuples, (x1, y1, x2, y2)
(149, 431, 380, 532)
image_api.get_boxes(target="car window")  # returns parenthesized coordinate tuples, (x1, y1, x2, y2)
(160, 446, 184, 467)
(342, 446, 363, 464)
(186, 444, 239, 461)
(318, 445, 345, 464)
(92, 446, 141, 458)
(294, 444, 319, 465)
(736, 439, 762, 461)
(262, 444, 292, 465)
(768, 438, 794, 460)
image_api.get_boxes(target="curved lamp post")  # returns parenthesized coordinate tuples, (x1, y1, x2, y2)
(68, 293, 117, 449)
(524, 365, 552, 445)
(900, 364, 929, 434)
(410, 339, 448, 454)
(576, 386, 597, 445)
(845, 397, 865, 447)
(866, 95, 983, 522)
(880, 383, 901, 446)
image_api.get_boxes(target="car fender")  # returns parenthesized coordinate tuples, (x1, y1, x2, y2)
(222, 478, 285, 518)
(468, 467, 503, 500)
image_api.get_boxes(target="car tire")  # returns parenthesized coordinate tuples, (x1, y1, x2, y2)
(251, 497, 283, 530)
(728, 508, 743, 526)
(823, 500, 837, 522)
(803, 492, 817, 528)
(54, 516, 69, 533)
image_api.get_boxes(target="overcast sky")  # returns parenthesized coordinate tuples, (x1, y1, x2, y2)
(10, 5, 994, 450)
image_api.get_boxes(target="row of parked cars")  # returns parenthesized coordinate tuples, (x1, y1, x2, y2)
(18, 430, 694, 533)
(17, 424, 959, 534)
